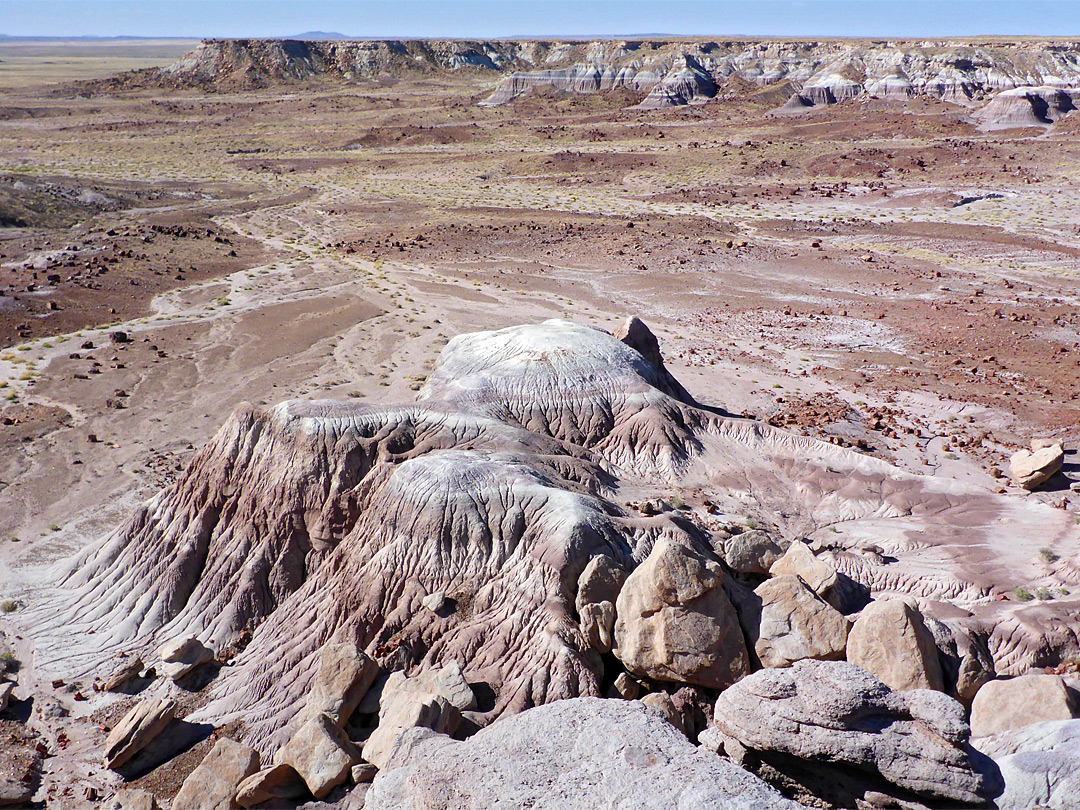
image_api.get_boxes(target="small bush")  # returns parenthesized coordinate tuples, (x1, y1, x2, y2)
(1035, 587, 1054, 601)
(49, 524, 60, 532)
(0, 600, 18, 613)
(1039, 547, 1060, 563)
(1013, 586, 1034, 602)
(0, 651, 18, 672)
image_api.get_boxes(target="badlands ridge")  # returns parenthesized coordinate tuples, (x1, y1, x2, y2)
(94, 37, 1080, 125)
(4, 317, 1079, 809)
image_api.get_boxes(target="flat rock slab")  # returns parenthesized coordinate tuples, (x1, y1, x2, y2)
(105, 697, 177, 770)
(366, 696, 802, 810)
(976, 718, 1080, 810)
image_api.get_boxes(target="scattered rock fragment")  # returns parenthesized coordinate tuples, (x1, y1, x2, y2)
(365, 697, 801, 810)
(768, 540, 842, 609)
(104, 788, 160, 810)
(103, 657, 144, 692)
(975, 718, 1080, 810)
(301, 642, 379, 728)
(158, 635, 213, 681)
(235, 764, 307, 808)
(722, 529, 784, 576)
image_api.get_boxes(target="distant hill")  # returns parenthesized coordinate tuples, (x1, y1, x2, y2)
(282, 31, 352, 41)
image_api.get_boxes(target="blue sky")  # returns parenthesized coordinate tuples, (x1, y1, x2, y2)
(2, 1, 1079, 39)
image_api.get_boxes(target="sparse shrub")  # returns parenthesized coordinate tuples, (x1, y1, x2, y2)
(0, 651, 18, 672)
(1013, 586, 1034, 602)
(1035, 587, 1054, 601)
(49, 524, 60, 532)
(1, 600, 18, 613)
(1039, 547, 1059, 563)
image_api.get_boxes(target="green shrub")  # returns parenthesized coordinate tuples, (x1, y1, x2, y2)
(1039, 547, 1059, 563)
(1013, 586, 1034, 602)
(0, 600, 18, 613)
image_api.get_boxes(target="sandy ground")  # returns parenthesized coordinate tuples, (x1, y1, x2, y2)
(0, 54, 1078, 806)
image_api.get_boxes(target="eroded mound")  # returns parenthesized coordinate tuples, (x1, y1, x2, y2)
(27, 318, 1080, 775)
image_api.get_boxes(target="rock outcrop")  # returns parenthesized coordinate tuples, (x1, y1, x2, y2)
(846, 598, 944, 692)
(365, 697, 802, 810)
(975, 86, 1079, 129)
(976, 718, 1080, 810)
(30, 315, 1080, 772)
(712, 659, 1003, 805)
(969, 672, 1078, 738)
(361, 668, 467, 769)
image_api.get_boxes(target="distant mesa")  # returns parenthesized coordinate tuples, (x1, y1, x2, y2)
(76, 37, 1080, 121)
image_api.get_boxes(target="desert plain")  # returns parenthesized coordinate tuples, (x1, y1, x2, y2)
(0, 36, 1078, 810)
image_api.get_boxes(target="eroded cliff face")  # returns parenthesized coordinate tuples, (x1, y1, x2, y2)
(116, 37, 1080, 118)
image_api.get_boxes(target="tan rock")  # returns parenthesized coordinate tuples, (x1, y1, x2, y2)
(103, 657, 143, 692)
(970, 673, 1078, 738)
(105, 697, 176, 769)
(235, 763, 307, 808)
(0, 681, 12, 713)
(171, 737, 259, 810)
(1010, 443, 1064, 489)
(361, 692, 460, 769)
(105, 788, 160, 810)
(607, 671, 640, 700)
(157, 636, 213, 681)
(752, 575, 849, 668)
(275, 712, 360, 799)
(768, 541, 841, 608)
(382, 661, 476, 713)
(613, 538, 749, 690)
(846, 599, 944, 692)
(723, 530, 784, 575)
(640, 691, 685, 734)
(576, 555, 627, 653)
(304, 642, 379, 727)
(351, 762, 378, 784)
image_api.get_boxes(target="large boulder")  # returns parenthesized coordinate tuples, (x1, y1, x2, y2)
(613, 538, 749, 690)
(970, 672, 1077, 738)
(365, 697, 802, 810)
(104, 789, 160, 810)
(170, 737, 259, 810)
(1010, 442, 1064, 489)
(750, 575, 849, 668)
(274, 712, 360, 799)
(302, 642, 379, 727)
(768, 541, 841, 609)
(104, 697, 177, 770)
(157, 636, 214, 681)
(975, 718, 1080, 810)
(712, 659, 1003, 805)
(846, 598, 944, 692)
